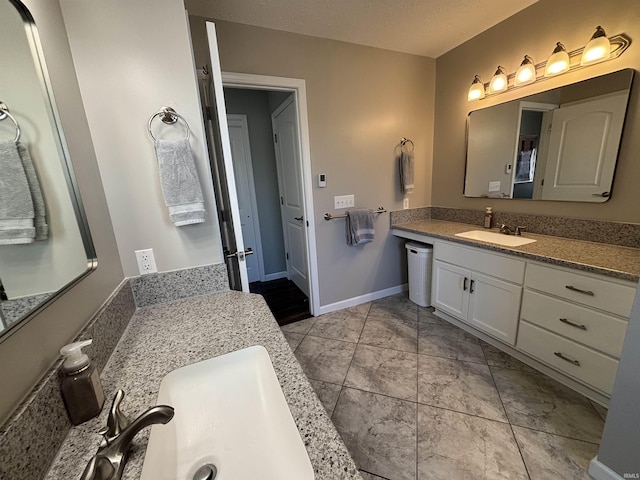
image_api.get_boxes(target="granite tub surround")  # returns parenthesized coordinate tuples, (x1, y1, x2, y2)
(391, 206, 640, 248)
(45, 291, 361, 480)
(0, 280, 136, 480)
(392, 218, 640, 281)
(130, 262, 229, 307)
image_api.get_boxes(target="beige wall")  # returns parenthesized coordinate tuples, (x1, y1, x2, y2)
(187, 12, 436, 305)
(60, 0, 224, 277)
(0, 0, 123, 424)
(433, 0, 640, 222)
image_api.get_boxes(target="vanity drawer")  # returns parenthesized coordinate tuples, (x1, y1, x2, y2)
(517, 321, 619, 394)
(524, 263, 635, 317)
(434, 241, 525, 284)
(521, 290, 628, 358)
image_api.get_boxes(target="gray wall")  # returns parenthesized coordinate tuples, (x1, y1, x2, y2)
(223, 88, 287, 276)
(595, 288, 640, 477)
(60, 0, 224, 277)
(187, 12, 436, 306)
(0, 0, 123, 424)
(433, 0, 640, 222)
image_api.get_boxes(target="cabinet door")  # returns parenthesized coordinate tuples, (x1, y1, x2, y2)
(432, 260, 469, 321)
(468, 272, 522, 345)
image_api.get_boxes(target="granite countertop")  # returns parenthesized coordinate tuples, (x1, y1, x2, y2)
(393, 219, 640, 282)
(45, 291, 361, 479)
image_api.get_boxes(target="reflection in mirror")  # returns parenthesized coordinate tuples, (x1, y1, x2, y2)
(464, 69, 634, 202)
(0, 0, 96, 338)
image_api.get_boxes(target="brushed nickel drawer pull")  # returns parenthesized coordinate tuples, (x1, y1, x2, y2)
(554, 351, 581, 366)
(565, 285, 595, 296)
(559, 318, 587, 330)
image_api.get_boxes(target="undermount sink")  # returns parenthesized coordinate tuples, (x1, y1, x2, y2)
(455, 230, 537, 247)
(140, 345, 314, 480)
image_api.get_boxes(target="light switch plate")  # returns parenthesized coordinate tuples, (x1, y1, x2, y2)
(488, 181, 501, 192)
(334, 194, 355, 209)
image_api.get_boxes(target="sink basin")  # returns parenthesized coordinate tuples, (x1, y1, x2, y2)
(140, 346, 314, 480)
(455, 230, 536, 247)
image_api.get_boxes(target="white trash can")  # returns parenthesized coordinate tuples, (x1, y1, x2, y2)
(405, 242, 433, 307)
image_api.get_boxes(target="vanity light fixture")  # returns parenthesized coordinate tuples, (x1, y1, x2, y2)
(581, 26, 611, 66)
(514, 55, 536, 86)
(488, 66, 508, 93)
(468, 75, 486, 101)
(544, 42, 570, 76)
(466, 28, 630, 101)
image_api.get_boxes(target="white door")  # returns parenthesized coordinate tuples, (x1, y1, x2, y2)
(204, 22, 249, 291)
(272, 96, 309, 296)
(227, 115, 264, 283)
(541, 92, 628, 202)
(432, 260, 469, 320)
(467, 272, 522, 345)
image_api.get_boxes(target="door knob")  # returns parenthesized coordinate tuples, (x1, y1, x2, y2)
(294, 216, 304, 221)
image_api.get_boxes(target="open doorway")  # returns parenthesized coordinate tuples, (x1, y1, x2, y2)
(223, 86, 311, 325)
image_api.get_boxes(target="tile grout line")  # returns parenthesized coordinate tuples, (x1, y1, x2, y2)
(415, 306, 419, 480)
(484, 344, 533, 480)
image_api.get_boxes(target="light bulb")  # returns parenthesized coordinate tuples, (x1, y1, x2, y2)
(468, 75, 485, 101)
(545, 42, 570, 76)
(515, 56, 536, 86)
(581, 26, 611, 66)
(488, 66, 508, 94)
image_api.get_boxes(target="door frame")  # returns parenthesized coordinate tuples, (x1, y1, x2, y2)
(227, 114, 267, 282)
(221, 72, 320, 316)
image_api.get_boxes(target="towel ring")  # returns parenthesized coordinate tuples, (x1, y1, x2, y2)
(0, 102, 21, 143)
(400, 137, 414, 152)
(148, 106, 190, 142)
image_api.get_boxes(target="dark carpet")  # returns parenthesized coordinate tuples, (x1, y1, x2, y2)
(249, 278, 311, 326)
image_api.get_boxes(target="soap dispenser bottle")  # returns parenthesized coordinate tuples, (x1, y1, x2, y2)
(484, 207, 493, 229)
(60, 339, 105, 425)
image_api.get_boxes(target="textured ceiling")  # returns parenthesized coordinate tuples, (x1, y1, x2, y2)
(200, 0, 539, 58)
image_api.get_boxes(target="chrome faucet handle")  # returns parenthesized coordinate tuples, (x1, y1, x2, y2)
(515, 226, 526, 236)
(98, 390, 130, 446)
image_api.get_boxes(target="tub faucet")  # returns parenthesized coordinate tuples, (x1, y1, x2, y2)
(80, 390, 174, 480)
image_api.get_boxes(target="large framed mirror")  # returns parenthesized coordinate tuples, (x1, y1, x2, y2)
(0, 0, 96, 339)
(464, 69, 634, 202)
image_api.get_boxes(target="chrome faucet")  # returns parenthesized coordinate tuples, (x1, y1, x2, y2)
(80, 390, 174, 480)
(499, 224, 526, 236)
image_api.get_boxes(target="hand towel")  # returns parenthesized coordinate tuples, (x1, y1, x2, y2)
(0, 140, 35, 244)
(17, 143, 48, 240)
(346, 209, 374, 245)
(399, 148, 414, 194)
(154, 138, 206, 226)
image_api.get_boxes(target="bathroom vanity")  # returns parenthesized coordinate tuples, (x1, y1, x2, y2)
(44, 291, 361, 480)
(393, 219, 640, 406)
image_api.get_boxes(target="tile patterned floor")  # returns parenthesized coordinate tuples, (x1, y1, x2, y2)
(281, 293, 605, 480)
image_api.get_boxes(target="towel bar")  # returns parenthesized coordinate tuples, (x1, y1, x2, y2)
(148, 106, 190, 142)
(0, 102, 21, 143)
(324, 207, 386, 221)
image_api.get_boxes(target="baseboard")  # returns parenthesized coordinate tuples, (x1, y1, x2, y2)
(264, 271, 288, 281)
(316, 284, 408, 316)
(589, 458, 625, 480)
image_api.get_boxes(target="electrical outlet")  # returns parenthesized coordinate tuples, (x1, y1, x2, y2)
(403, 198, 410, 209)
(135, 248, 157, 275)
(334, 194, 355, 209)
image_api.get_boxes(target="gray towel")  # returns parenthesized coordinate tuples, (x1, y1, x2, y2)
(17, 143, 48, 240)
(399, 148, 414, 194)
(154, 138, 206, 226)
(0, 140, 35, 244)
(346, 209, 374, 245)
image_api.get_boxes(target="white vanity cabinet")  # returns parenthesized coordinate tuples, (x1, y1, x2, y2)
(516, 263, 635, 394)
(432, 241, 525, 344)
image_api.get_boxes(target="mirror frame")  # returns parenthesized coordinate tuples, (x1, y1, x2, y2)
(1, 0, 97, 343)
(463, 68, 634, 202)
